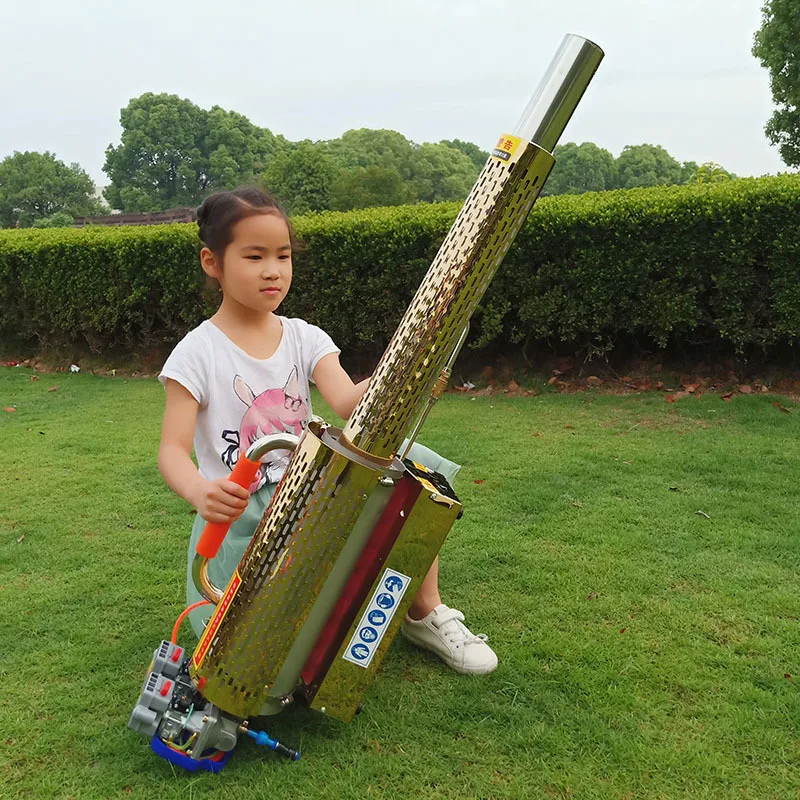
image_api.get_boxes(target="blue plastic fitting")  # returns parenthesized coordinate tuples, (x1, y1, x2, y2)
(244, 728, 301, 761)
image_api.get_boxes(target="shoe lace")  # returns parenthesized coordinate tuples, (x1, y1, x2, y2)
(433, 608, 489, 648)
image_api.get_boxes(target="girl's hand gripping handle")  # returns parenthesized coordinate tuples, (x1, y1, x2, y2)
(195, 455, 261, 559)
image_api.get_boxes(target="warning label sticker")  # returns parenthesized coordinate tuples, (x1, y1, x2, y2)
(491, 134, 523, 162)
(343, 568, 411, 669)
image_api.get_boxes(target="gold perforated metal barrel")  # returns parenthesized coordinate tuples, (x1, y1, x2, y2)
(344, 36, 603, 457)
(189, 34, 603, 718)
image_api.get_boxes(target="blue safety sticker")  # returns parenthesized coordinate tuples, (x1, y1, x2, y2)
(350, 644, 370, 661)
(368, 609, 386, 626)
(343, 568, 411, 668)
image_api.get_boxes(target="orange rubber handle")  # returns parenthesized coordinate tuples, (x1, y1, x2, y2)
(195, 455, 261, 559)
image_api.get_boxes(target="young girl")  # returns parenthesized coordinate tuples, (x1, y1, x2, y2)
(158, 187, 497, 676)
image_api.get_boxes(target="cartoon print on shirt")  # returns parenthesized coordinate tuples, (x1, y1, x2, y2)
(220, 429, 240, 471)
(221, 366, 309, 490)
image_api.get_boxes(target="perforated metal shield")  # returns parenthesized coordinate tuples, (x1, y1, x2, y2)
(190, 422, 399, 717)
(343, 140, 555, 457)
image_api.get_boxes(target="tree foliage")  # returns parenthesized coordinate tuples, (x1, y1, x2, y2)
(100, 93, 739, 214)
(31, 211, 76, 228)
(687, 162, 735, 185)
(542, 142, 618, 195)
(323, 133, 480, 207)
(679, 160, 700, 184)
(0, 151, 101, 228)
(753, 0, 800, 167)
(616, 144, 683, 189)
(439, 139, 489, 170)
(262, 142, 339, 215)
(408, 143, 479, 203)
(103, 93, 285, 212)
(329, 165, 408, 211)
(324, 129, 416, 180)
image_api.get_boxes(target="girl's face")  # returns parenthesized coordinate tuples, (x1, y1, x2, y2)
(201, 212, 293, 315)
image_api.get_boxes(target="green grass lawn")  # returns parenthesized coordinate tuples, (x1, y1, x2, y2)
(1, 367, 800, 799)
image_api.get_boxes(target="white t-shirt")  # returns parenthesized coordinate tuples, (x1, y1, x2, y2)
(159, 317, 339, 490)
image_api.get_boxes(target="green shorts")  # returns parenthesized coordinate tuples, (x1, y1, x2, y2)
(185, 441, 460, 637)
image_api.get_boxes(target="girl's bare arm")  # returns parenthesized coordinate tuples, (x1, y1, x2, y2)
(312, 353, 370, 420)
(158, 379, 249, 523)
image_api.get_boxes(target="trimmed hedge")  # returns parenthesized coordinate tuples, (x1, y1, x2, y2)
(1, 175, 799, 357)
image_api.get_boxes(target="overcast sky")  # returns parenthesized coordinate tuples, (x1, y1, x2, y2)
(1, 0, 789, 184)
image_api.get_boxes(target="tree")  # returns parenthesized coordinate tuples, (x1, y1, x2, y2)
(103, 94, 207, 211)
(439, 139, 489, 171)
(686, 162, 736, 184)
(541, 141, 617, 195)
(103, 93, 285, 212)
(753, 0, 800, 167)
(679, 160, 700, 184)
(329, 165, 408, 211)
(408, 143, 479, 203)
(615, 144, 683, 189)
(262, 142, 339, 215)
(0, 151, 101, 228)
(31, 211, 76, 228)
(325, 129, 416, 180)
(326, 132, 481, 204)
(205, 107, 282, 188)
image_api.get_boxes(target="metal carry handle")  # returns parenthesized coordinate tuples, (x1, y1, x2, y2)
(193, 433, 300, 603)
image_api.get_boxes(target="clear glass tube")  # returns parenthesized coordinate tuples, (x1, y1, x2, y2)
(512, 34, 604, 152)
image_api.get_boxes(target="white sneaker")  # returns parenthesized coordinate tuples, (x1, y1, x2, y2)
(400, 604, 498, 675)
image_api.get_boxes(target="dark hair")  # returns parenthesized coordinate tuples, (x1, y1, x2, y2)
(195, 187, 293, 257)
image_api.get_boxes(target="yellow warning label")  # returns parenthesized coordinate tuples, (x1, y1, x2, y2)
(191, 570, 241, 669)
(491, 134, 522, 162)
(409, 460, 439, 495)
